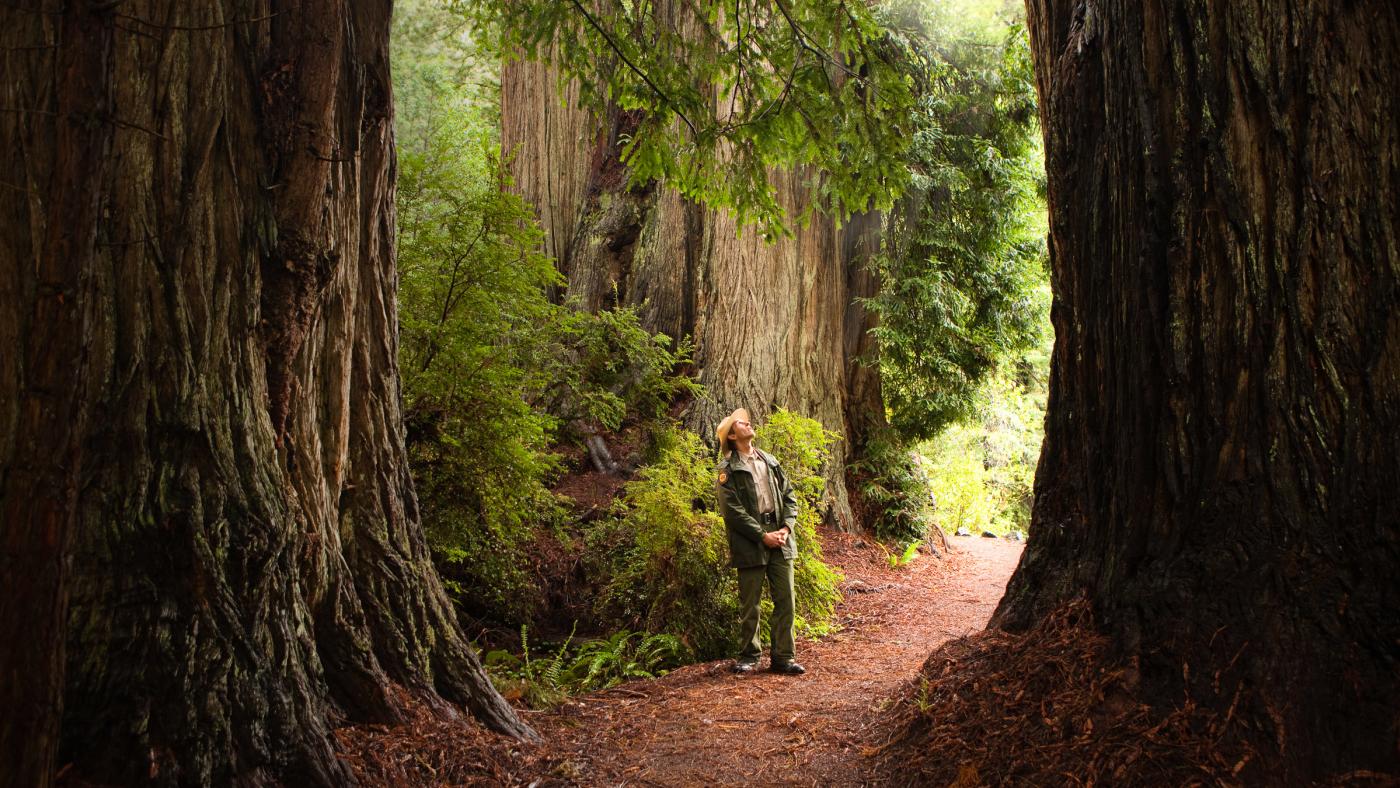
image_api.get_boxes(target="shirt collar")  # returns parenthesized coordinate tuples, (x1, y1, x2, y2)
(726, 447, 764, 468)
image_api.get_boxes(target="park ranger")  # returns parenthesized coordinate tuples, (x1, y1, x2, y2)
(715, 408, 806, 675)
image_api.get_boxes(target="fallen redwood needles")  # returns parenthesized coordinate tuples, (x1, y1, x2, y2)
(871, 598, 1255, 787)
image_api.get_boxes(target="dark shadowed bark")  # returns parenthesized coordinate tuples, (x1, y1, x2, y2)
(1, 2, 532, 785)
(0, 5, 113, 787)
(995, 1, 1399, 778)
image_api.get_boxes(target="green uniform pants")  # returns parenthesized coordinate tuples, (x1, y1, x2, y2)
(736, 557, 795, 664)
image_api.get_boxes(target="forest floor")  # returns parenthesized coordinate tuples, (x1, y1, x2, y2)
(526, 531, 1024, 786)
(338, 530, 1025, 786)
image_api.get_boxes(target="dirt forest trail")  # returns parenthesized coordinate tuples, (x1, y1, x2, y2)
(532, 533, 1025, 786)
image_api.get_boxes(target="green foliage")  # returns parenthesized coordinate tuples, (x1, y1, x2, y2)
(394, 10, 699, 629)
(566, 630, 690, 691)
(849, 429, 935, 547)
(753, 409, 844, 637)
(920, 344, 1049, 537)
(888, 540, 922, 569)
(866, 3, 1047, 441)
(394, 24, 567, 625)
(540, 307, 702, 434)
(395, 0, 498, 149)
(485, 625, 689, 708)
(484, 625, 577, 708)
(924, 435, 1004, 535)
(462, 0, 917, 238)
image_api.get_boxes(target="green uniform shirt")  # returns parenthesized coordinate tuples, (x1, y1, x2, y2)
(716, 447, 799, 569)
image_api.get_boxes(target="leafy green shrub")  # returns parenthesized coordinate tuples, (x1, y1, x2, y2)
(392, 8, 573, 629)
(975, 367, 1045, 532)
(849, 429, 935, 547)
(397, 120, 569, 628)
(920, 356, 1048, 537)
(889, 540, 922, 569)
(540, 307, 701, 435)
(923, 429, 1003, 535)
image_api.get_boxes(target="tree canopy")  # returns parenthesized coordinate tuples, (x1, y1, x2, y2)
(465, 0, 918, 237)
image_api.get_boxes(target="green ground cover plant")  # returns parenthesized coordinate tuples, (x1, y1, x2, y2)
(484, 625, 689, 708)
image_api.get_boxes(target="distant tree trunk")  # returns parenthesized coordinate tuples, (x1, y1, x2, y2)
(500, 54, 594, 277)
(840, 209, 888, 458)
(0, 2, 532, 785)
(995, 1, 1399, 778)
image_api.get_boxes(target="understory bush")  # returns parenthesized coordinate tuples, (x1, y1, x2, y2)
(849, 429, 935, 547)
(396, 116, 568, 628)
(586, 426, 736, 658)
(541, 307, 701, 436)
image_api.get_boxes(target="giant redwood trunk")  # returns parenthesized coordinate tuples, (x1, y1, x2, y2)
(0, 2, 532, 785)
(994, 1, 1399, 778)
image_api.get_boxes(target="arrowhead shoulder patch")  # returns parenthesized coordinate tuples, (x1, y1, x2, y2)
(718, 471, 728, 484)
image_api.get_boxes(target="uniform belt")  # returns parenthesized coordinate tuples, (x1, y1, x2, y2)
(760, 511, 777, 524)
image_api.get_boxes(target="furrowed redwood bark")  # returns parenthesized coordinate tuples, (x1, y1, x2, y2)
(1, 1, 532, 784)
(995, 1, 1399, 778)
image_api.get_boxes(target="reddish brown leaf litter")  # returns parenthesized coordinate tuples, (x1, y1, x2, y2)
(334, 531, 1400, 787)
(334, 531, 1023, 786)
(871, 605, 1400, 788)
(336, 688, 558, 786)
(869, 597, 1265, 787)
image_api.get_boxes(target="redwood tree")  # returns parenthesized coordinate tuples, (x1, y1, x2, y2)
(0, 2, 531, 786)
(495, 3, 1046, 533)
(994, 1, 1399, 778)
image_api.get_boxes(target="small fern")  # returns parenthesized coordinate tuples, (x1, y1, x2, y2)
(889, 539, 922, 568)
(482, 625, 688, 706)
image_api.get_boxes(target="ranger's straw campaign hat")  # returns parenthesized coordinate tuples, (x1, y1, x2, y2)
(715, 408, 750, 454)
